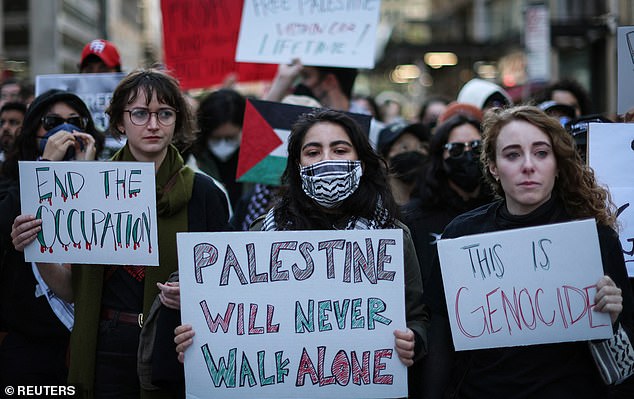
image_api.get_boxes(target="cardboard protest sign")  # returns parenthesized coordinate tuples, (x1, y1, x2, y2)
(35, 72, 126, 159)
(437, 219, 612, 351)
(19, 161, 158, 266)
(237, 99, 371, 185)
(617, 26, 634, 114)
(588, 122, 634, 275)
(160, 0, 277, 90)
(177, 229, 407, 399)
(236, 0, 382, 68)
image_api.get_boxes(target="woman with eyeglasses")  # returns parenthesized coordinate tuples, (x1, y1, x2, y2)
(401, 113, 494, 398)
(10, 69, 232, 398)
(0, 89, 100, 388)
(429, 106, 633, 398)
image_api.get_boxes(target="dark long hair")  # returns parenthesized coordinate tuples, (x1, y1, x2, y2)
(1, 90, 99, 179)
(413, 114, 484, 207)
(273, 109, 399, 230)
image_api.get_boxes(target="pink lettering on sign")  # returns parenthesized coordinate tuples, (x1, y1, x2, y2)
(454, 284, 609, 339)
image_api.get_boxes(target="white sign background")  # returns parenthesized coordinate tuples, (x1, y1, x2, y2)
(19, 161, 158, 265)
(437, 219, 611, 351)
(178, 229, 407, 399)
(235, 0, 382, 68)
(588, 123, 634, 275)
(617, 26, 634, 114)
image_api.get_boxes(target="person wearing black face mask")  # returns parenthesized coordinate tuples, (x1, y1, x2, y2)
(377, 122, 430, 206)
(401, 113, 494, 398)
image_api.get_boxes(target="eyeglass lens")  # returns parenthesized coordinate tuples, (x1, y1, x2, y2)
(446, 140, 481, 158)
(127, 108, 176, 126)
(42, 115, 86, 131)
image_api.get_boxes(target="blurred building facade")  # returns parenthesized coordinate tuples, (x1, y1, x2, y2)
(373, 0, 634, 117)
(0, 0, 162, 80)
(2, 0, 634, 116)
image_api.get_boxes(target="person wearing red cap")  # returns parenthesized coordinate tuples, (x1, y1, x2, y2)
(78, 39, 122, 74)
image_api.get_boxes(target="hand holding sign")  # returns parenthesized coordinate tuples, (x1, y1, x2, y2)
(594, 275, 624, 324)
(11, 214, 42, 252)
(437, 219, 613, 351)
(177, 229, 408, 399)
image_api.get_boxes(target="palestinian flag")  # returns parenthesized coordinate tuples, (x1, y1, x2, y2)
(237, 99, 371, 185)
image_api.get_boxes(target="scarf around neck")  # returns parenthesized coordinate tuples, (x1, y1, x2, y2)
(69, 143, 195, 396)
(111, 143, 194, 217)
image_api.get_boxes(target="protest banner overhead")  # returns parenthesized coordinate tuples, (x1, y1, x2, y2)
(236, 0, 382, 68)
(161, 0, 277, 89)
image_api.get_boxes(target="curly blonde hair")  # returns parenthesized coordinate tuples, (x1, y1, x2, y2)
(481, 105, 617, 228)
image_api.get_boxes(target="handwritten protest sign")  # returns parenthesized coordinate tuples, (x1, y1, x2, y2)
(19, 161, 158, 266)
(35, 73, 126, 159)
(160, 0, 277, 89)
(437, 219, 612, 351)
(588, 123, 634, 276)
(177, 229, 407, 398)
(236, 0, 382, 68)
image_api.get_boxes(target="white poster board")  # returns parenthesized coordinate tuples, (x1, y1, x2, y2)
(235, 0, 382, 68)
(35, 73, 126, 159)
(19, 161, 158, 266)
(437, 219, 611, 352)
(617, 26, 634, 114)
(588, 122, 634, 275)
(177, 229, 407, 399)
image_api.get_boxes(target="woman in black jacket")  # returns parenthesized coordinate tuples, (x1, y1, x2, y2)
(402, 113, 493, 398)
(438, 105, 633, 398)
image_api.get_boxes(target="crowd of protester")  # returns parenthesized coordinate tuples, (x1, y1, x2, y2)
(1, 36, 634, 399)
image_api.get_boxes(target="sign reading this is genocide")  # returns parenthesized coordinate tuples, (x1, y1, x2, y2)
(19, 161, 158, 266)
(236, 0, 382, 68)
(437, 219, 612, 351)
(177, 229, 408, 399)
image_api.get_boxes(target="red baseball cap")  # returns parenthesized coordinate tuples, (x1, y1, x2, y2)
(80, 39, 121, 69)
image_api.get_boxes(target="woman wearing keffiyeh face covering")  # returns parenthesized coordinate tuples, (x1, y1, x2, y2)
(175, 110, 431, 382)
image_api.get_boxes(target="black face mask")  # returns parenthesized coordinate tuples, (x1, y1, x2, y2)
(443, 151, 483, 192)
(389, 151, 427, 184)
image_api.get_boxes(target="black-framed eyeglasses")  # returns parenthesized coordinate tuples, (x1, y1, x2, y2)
(444, 139, 482, 158)
(41, 115, 88, 131)
(124, 108, 177, 126)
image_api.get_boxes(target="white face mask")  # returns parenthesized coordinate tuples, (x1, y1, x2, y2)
(208, 138, 240, 162)
(300, 160, 363, 208)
